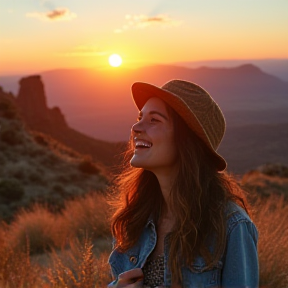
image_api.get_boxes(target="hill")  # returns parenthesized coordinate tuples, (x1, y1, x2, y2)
(0, 87, 108, 221)
(174, 59, 288, 82)
(1, 64, 287, 141)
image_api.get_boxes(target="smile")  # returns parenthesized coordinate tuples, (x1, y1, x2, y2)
(134, 139, 153, 148)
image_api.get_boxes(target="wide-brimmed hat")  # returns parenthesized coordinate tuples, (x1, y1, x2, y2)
(131, 79, 227, 171)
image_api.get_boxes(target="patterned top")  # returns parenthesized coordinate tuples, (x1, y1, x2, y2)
(142, 254, 165, 288)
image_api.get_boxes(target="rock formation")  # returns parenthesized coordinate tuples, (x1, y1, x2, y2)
(16, 75, 68, 132)
(12, 75, 124, 167)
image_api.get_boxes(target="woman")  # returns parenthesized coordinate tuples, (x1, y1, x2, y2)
(108, 80, 259, 288)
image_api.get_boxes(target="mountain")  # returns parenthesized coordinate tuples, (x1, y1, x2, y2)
(13, 75, 125, 167)
(39, 64, 288, 141)
(174, 59, 288, 82)
(1, 64, 287, 142)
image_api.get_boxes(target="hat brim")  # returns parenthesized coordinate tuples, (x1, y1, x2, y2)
(131, 82, 227, 171)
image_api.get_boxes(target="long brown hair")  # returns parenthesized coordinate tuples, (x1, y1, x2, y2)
(110, 103, 249, 283)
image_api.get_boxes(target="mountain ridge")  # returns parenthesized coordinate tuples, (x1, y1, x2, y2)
(1, 72, 287, 175)
(38, 63, 288, 141)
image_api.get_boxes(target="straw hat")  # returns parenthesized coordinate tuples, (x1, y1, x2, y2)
(131, 79, 227, 171)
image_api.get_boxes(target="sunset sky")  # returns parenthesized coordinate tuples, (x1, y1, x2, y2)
(1, 0, 288, 75)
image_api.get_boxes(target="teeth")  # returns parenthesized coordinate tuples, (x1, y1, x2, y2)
(135, 140, 152, 148)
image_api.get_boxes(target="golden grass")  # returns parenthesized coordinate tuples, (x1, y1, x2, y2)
(5, 192, 110, 254)
(254, 196, 288, 287)
(242, 170, 288, 199)
(46, 238, 111, 288)
(0, 192, 287, 287)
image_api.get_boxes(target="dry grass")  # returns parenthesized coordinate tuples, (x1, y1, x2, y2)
(7, 204, 57, 254)
(242, 170, 288, 199)
(0, 224, 44, 287)
(46, 238, 111, 288)
(0, 191, 288, 287)
(0, 236, 111, 288)
(0, 193, 112, 287)
(254, 196, 288, 288)
(60, 192, 110, 243)
(5, 192, 110, 254)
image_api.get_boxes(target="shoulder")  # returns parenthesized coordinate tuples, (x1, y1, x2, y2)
(225, 201, 258, 239)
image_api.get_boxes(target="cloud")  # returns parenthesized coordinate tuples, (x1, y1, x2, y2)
(60, 45, 108, 57)
(115, 14, 181, 33)
(26, 8, 76, 22)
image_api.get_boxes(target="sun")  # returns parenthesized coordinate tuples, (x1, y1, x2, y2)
(108, 54, 122, 67)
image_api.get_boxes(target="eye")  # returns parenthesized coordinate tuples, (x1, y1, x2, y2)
(150, 117, 160, 123)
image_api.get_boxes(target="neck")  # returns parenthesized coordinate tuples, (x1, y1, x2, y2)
(153, 169, 177, 218)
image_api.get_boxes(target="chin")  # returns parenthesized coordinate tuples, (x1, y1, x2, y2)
(130, 159, 142, 168)
(130, 157, 146, 169)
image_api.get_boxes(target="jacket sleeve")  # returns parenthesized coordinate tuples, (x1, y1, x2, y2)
(221, 220, 259, 288)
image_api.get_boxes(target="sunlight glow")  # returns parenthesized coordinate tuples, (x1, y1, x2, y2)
(109, 54, 122, 67)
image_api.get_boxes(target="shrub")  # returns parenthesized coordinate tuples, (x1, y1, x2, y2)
(0, 179, 25, 202)
(78, 157, 100, 175)
(33, 132, 49, 147)
(0, 97, 18, 119)
(60, 192, 110, 243)
(51, 183, 69, 198)
(40, 151, 61, 167)
(8, 204, 57, 254)
(259, 163, 288, 178)
(29, 171, 45, 184)
(242, 170, 288, 201)
(0, 127, 23, 145)
(47, 238, 112, 288)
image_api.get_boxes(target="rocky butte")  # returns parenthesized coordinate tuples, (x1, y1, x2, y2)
(12, 75, 123, 167)
(16, 75, 68, 134)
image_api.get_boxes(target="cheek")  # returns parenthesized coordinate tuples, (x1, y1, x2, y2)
(159, 134, 177, 159)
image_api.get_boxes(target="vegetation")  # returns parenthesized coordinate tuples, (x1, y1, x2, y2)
(0, 95, 108, 221)
(0, 172, 286, 287)
(0, 192, 112, 287)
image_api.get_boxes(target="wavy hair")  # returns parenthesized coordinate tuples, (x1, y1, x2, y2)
(110, 103, 249, 284)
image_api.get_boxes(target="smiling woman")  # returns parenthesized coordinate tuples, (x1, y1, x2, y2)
(107, 79, 259, 288)
(109, 54, 122, 67)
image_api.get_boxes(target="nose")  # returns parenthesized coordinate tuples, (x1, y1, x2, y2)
(132, 121, 144, 135)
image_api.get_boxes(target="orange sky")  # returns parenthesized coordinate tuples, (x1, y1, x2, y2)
(1, 0, 288, 75)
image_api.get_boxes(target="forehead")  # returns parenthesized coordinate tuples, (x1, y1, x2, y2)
(140, 97, 169, 114)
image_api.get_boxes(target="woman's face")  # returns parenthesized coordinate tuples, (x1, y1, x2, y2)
(130, 97, 178, 176)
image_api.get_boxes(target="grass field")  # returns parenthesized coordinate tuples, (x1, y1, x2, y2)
(0, 190, 287, 288)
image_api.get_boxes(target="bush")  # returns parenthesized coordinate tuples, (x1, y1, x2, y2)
(47, 239, 112, 288)
(7, 204, 57, 255)
(29, 171, 44, 184)
(0, 97, 18, 119)
(60, 192, 110, 242)
(259, 163, 288, 178)
(0, 179, 24, 202)
(0, 128, 23, 145)
(78, 157, 100, 175)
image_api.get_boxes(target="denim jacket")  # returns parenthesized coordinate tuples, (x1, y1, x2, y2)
(108, 202, 259, 288)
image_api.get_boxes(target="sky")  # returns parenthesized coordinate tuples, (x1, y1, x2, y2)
(1, 0, 288, 75)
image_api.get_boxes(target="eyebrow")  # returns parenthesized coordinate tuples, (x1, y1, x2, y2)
(139, 110, 168, 120)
